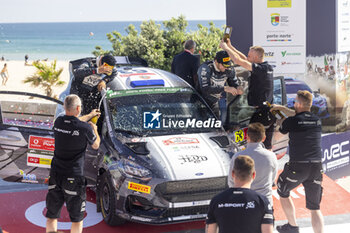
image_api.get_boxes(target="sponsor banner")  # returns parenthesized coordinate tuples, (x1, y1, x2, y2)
(27, 136, 54, 168)
(28, 136, 55, 151)
(337, 0, 350, 52)
(27, 151, 53, 168)
(264, 47, 305, 73)
(253, 0, 306, 74)
(267, 0, 291, 8)
(321, 131, 350, 179)
(128, 182, 151, 194)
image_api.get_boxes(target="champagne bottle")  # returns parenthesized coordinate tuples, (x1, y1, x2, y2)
(264, 101, 286, 120)
(223, 26, 232, 42)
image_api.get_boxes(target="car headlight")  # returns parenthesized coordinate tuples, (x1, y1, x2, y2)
(118, 158, 152, 179)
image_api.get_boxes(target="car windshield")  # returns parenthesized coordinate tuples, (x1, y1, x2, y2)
(106, 88, 221, 136)
(286, 83, 312, 94)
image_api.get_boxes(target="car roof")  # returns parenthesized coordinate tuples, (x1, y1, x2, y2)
(107, 66, 192, 91)
(285, 78, 307, 84)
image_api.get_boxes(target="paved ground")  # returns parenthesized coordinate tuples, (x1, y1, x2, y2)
(1, 176, 350, 233)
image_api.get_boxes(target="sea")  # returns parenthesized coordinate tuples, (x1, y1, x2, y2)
(0, 20, 225, 61)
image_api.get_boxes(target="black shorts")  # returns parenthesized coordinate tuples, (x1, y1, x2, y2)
(277, 162, 323, 210)
(46, 172, 87, 222)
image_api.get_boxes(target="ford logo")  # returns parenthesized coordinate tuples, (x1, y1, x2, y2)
(195, 173, 204, 176)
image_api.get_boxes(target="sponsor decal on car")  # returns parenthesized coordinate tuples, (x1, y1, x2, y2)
(234, 127, 248, 143)
(178, 155, 208, 164)
(163, 137, 200, 146)
(119, 72, 156, 78)
(27, 136, 54, 168)
(106, 87, 193, 99)
(128, 182, 151, 194)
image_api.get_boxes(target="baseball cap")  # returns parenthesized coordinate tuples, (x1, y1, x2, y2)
(101, 54, 116, 67)
(215, 50, 233, 68)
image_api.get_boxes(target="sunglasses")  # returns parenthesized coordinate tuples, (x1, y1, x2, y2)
(103, 63, 114, 69)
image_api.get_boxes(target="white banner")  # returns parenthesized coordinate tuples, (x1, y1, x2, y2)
(253, 0, 306, 73)
(337, 0, 350, 52)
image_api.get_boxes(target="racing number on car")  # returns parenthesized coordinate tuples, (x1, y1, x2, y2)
(235, 130, 244, 143)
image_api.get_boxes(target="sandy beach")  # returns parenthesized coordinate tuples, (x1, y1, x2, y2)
(0, 60, 70, 101)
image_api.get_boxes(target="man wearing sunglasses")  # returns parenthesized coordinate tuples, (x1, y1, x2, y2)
(270, 90, 324, 233)
(71, 54, 117, 115)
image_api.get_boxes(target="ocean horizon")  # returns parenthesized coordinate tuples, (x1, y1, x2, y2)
(0, 20, 226, 61)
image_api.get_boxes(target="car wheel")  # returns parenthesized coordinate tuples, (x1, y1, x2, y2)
(99, 172, 126, 226)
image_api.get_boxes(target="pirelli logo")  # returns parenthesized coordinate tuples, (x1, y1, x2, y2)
(128, 182, 151, 194)
(223, 57, 231, 62)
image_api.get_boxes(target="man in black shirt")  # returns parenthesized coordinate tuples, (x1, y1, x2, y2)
(46, 94, 101, 233)
(220, 40, 274, 149)
(206, 155, 274, 233)
(271, 90, 324, 233)
(171, 40, 200, 88)
(197, 50, 243, 119)
(71, 54, 117, 115)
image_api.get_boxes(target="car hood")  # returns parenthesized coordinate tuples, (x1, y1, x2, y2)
(144, 133, 231, 181)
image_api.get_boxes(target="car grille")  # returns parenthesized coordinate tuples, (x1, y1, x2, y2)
(162, 205, 209, 218)
(155, 177, 228, 202)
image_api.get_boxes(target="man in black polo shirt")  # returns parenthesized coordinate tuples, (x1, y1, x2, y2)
(171, 40, 200, 88)
(206, 155, 274, 233)
(271, 90, 324, 233)
(46, 94, 101, 233)
(220, 40, 274, 150)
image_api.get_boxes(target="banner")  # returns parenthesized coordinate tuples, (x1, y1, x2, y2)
(337, 0, 350, 52)
(253, 0, 306, 74)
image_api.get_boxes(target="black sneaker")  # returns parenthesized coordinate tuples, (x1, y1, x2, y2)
(276, 223, 299, 233)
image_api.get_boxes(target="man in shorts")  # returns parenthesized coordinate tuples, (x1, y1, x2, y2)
(46, 94, 100, 233)
(271, 90, 324, 233)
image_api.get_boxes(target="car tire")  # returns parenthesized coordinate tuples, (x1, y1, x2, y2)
(99, 172, 126, 226)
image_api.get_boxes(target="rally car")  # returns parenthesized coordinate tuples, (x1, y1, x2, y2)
(285, 77, 330, 119)
(0, 56, 237, 225)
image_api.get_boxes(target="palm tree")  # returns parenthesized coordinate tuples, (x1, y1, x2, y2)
(23, 60, 65, 98)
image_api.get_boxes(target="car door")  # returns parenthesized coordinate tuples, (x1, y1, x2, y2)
(226, 76, 288, 154)
(0, 92, 62, 184)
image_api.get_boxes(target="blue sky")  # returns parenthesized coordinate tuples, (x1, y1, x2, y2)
(0, 0, 226, 23)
